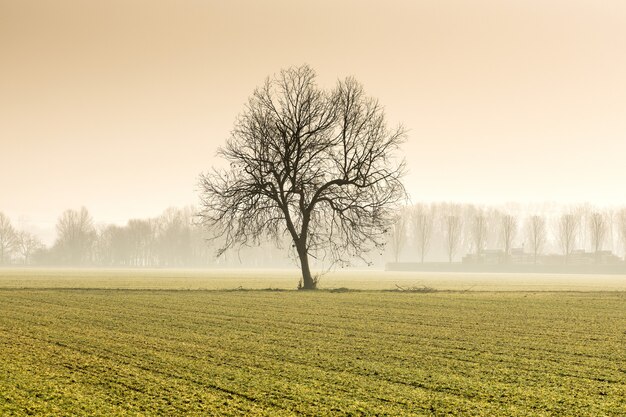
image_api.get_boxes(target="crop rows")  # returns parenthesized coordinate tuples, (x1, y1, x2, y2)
(0, 289, 624, 415)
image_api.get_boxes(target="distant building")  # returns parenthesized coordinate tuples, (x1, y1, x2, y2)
(463, 250, 507, 265)
(463, 249, 623, 265)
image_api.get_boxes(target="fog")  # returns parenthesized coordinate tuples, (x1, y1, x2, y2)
(1, 1, 625, 270)
(3, 4, 626, 417)
(1, 203, 625, 271)
(2, 1, 626, 230)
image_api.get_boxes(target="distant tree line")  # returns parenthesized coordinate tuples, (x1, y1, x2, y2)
(0, 206, 296, 268)
(0, 207, 202, 267)
(1, 202, 626, 267)
(0, 212, 45, 265)
(1, 208, 198, 266)
(387, 203, 626, 264)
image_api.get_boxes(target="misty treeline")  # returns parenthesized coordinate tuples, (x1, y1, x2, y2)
(0, 208, 201, 266)
(1, 202, 626, 267)
(387, 202, 626, 264)
(0, 207, 290, 267)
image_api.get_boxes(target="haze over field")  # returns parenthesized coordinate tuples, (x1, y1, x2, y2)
(2, 0, 626, 242)
(1, 269, 626, 292)
(3, 3, 626, 415)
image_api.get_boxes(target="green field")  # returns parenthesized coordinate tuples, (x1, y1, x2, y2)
(2, 268, 626, 291)
(0, 270, 625, 416)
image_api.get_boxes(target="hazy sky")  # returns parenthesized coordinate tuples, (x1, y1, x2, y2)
(1, 0, 625, 239)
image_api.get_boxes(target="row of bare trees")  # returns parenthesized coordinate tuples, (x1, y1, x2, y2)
(388, 203, 626, 264)
(92, 207, 212, 267)
(0, 212, 45, 265)
(2, 202, 626, 267)
(0, 206, 337, 268)
(0, 207, 215, 267)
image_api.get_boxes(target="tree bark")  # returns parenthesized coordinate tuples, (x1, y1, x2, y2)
(296, 241, 315, 289)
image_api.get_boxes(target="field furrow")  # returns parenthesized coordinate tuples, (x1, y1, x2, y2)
(1, 289, 624, 416)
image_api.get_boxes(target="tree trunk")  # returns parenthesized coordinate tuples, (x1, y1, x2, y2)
(296, 242, 315, 290)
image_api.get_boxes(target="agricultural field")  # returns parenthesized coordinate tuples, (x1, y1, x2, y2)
(0, 270, 625, 416)
(1, 267, 626, 291)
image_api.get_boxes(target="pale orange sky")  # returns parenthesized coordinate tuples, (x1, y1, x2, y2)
(1, 0, 625, 238)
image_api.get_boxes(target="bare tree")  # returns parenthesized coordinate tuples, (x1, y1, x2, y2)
(0, 212, 17, 265)
(525, 215, 546, 265)
(574, 204, 592, 251)
(91, 208, 213, 268)
(617, 208, 626, 261)
(557, 213, 579, 264)
(442, 209, 462, 263)
(127, 219, 155, 266)
(97, 224, 132, 266)
(157, 207, 193, 267)
(471, 210, 488, 256)
(604, 209, 616, 253)
(55, 207, 96, 265)
(588, 212, 607, 259)
(389, 211, 408, 263)
(16, 231, 43, 265)
(412, 203, 435, 263)
(500, 214, 517, 262)
(198, 66, 406, 289)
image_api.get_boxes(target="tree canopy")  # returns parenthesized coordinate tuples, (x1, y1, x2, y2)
(199, 65, 406, 289)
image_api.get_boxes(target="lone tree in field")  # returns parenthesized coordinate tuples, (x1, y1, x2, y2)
(198, 65, 406, 289)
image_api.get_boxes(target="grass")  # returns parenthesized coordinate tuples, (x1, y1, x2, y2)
(0, 270, 624, 416)
(1, 267, 626, 291)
